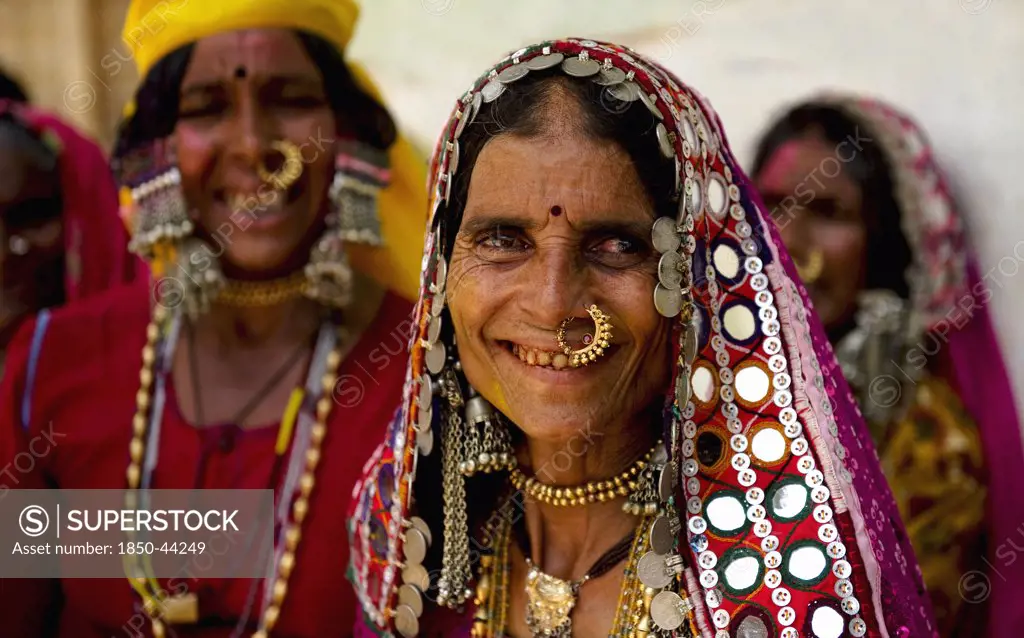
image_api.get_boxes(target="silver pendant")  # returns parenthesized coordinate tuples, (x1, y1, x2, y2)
(657, 251, 684, 290)
(651, 216, 681, 254)
(481, 78, 505, 103)
(654, 284, 683, 318)
(404, 527, 428, 564)
(595, 66, 626, 86)
(526, 52, 564, 71)
(637, 551, 674, 588)
(425, 341, 447, 374)
(562, 56, 600, 77)
(608, 81, 641, 102)
(394, 604, 419, 638)
(398, 583, 424, 617)
(498, 63, 530, 84)
(650, 591, 690, 631)
(402, 563, 431, 592)
(417, 427, 434, 456)
(656, 122, 674, 158)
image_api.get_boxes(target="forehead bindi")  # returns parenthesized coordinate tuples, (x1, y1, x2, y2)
(183, 29, 318, 84)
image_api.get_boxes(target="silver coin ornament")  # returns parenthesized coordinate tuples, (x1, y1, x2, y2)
(403, 563, 431, 592)
(650, 591, 690, 631)
(649, 516, 675, 555)
(637, 551, 674, 589)
(654, 284, 683, 318)
(404, 528, 428, 565)
(409, 516, 433, 547)
(497, 63, 529, 84)
(562, 56, 601, 77)
(526, 52, 564, 71)
(651, 216, 681, 253)
(398, 584, 424, 617)
(417, 427, 434, 456)
(658, 251, 684, 290)
(425, 341, 447, 374)
(394, 604, 419, 638)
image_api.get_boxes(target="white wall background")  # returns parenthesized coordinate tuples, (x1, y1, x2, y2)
(350, 0, 1024, 419)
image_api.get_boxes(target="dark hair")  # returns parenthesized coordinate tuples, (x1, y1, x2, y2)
(0, 114, 66, 315)
(751, 104, 912, 298)
(112, 30, 396, 162)
(415, 70, 677, 592)
(0, 114, 63, 227)
(0, 66, 29, 103)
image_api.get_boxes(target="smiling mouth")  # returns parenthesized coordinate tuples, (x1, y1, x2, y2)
(214, 185, 301, 217)
(503, 341, 616, 370)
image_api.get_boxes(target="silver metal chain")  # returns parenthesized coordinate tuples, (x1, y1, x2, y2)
(437, 370, 472, 607)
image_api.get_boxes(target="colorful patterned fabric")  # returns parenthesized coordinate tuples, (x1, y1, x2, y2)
(348, 39, 936, 637)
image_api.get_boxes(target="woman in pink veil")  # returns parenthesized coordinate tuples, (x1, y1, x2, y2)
(752, 94, 1024, 637)
(1, 99, 139, 358)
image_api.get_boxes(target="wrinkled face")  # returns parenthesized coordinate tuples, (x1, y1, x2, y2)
(447, 129, 671, 443)
(755, 133, 866, 330)
(175, 29, 337, 276)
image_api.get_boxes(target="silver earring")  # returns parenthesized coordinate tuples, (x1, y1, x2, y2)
(303, 212, 354, 309)
(330, 142, 388, 246)
(166, 238, 224, 320)
(460, 393, 515, 477)
(126, 166, 193, 259)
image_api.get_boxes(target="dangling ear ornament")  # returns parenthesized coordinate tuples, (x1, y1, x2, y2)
(556, 304, 613, 367)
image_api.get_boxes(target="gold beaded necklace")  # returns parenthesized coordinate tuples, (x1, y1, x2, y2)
(123, 304, 345, 638)
(217, 273, 310, 308)
(507, 442, 659, 508)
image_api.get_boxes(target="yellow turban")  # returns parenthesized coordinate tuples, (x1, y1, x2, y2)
(121, 0, 428, 302)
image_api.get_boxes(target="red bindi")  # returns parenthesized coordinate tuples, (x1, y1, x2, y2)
(550, 205, 563, 217)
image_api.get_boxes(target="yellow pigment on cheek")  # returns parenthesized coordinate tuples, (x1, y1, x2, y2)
(489, 382, 511, 416)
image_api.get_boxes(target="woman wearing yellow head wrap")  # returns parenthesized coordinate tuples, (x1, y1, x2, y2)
(0, 1, 427, 636)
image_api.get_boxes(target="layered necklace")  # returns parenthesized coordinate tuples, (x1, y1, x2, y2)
(123, 301, 346, 638)
(473, 441, 698, 637)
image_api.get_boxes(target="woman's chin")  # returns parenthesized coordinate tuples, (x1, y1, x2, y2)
(507, 408, 606, 447)
(219, 243, 308, 279)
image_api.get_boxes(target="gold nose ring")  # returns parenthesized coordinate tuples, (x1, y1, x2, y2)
(795, 248, 824, 284)
(556, 304, 613, 368)
(257, 140, 303, 191)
